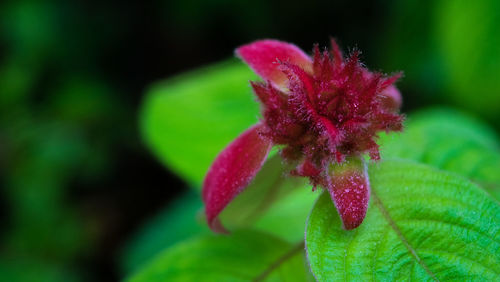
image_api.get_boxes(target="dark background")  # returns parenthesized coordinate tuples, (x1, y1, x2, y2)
(0, 0, 498, 281)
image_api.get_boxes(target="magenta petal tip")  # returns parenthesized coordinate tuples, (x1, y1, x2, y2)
(202, 123, 272, 232)
(236, 39, 312, 88)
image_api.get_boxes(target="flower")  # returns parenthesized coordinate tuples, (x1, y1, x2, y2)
(203, 39, 404, 232)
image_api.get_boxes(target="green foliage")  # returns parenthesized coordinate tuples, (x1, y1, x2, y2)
(435, 0, 500, 117)
(0, 58, 37, 107)
(0, 258, 81, 282)
(379, 0, 500, 120)
(47, 75, 125, 127)
(377, 1, 444, 104)
(0, 2, 131, 276)
(250, 186, 318, 242)
(120, 191, 209, 274)
(137, 58, 500, 281)
(138, 59, 321, 247)
(140, 60, 259, 187)
(220, 155, 319, 242)
(121, 159, 318, 275)
(306, 160, 500, 281)
(1, 1, 59, 59)
(380, 108, 500, 199)
(127, 230, 312, 282)
(2, 119, 93, 260)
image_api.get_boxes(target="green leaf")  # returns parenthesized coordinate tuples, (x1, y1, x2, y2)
(220, 155, 319, 242)
(127, 230, 312, 282)
(252, 186, 319, 242)
(140, 60, 259, 187)
(435, 0, 500, 118)
(120, 190, 209, 274)
(380, 108, 500, 199)
(306, 159, 500, 281)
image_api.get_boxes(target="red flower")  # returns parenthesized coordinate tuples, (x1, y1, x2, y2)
(203, 39, 404, 232)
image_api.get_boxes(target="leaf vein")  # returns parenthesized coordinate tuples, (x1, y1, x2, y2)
(371, 227, 390, 281)
(398, 218, 500, 246)
(418, 248, 500, 277)
(253, 241, 305, 281)
(372, 190, 439, 281)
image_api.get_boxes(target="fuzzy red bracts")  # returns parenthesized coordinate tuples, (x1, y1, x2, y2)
(203, 39, 404, 232)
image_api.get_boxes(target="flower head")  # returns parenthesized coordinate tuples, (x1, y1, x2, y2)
(203, 39, 404, 232)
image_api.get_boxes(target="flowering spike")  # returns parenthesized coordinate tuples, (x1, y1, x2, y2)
(203, 39, 404, 232)
(326, 157, 370, 230)
(330, 38, 343, 66)
(202, 124, 272, 232)
(236, 40, 312, 89)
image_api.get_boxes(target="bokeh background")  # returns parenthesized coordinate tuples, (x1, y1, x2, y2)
(0, 0, 498, 281)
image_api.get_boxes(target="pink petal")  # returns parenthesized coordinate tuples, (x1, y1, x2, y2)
(326, 158, 370, 230)
(202, 123, 273, 232)
(236, 40, 312, 88)
(380, 85, 402, 111)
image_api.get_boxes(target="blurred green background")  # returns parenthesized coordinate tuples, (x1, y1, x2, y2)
(0, 0, 498, 281)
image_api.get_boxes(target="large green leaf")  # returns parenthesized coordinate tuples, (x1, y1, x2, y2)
(220, 155, 319, 242)
(306, 160, 500, 281)
(140, 60, 259, 187)
(380, 108, 500, 199)
(127, 230, 312, 282)
(251, 186, 319, 242)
